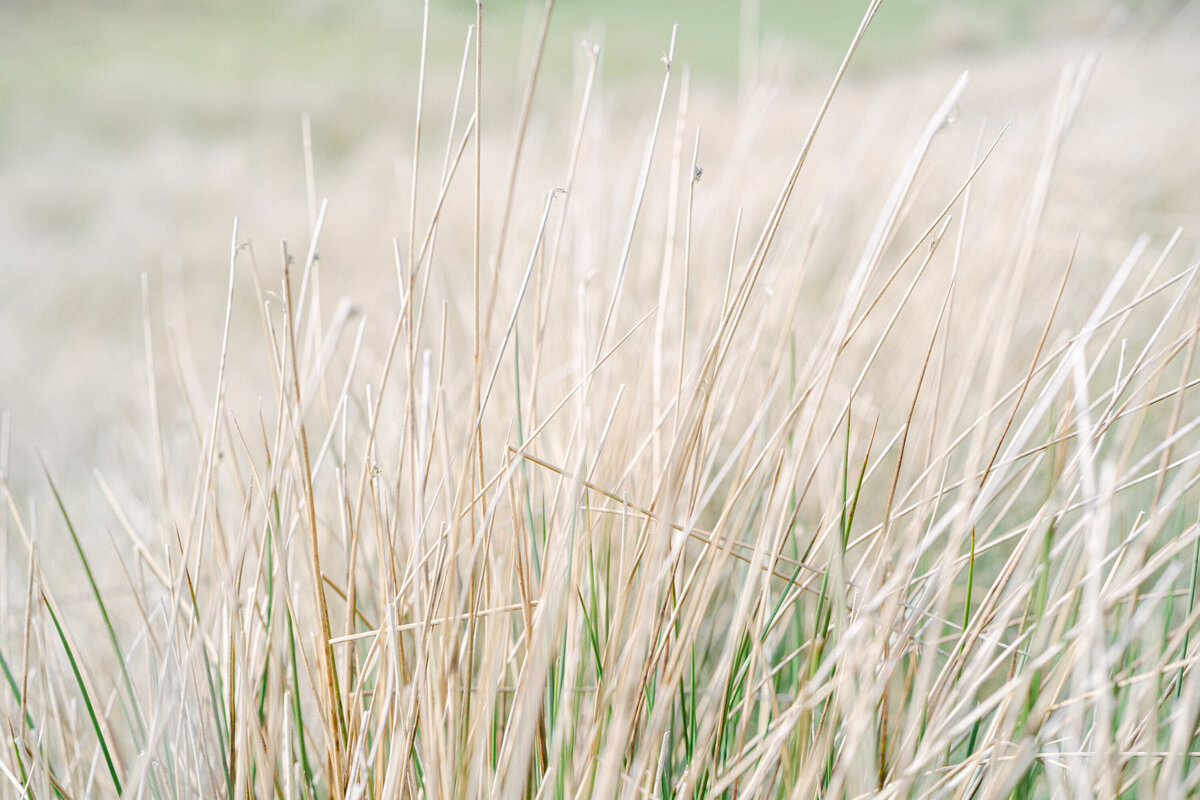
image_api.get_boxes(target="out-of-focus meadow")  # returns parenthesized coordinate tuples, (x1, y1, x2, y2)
(3, 0, 1194, 496)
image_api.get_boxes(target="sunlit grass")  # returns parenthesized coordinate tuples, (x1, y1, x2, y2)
(3, 1, 1200, 798)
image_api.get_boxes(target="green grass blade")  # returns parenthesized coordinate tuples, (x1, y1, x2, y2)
(44, 595, 123, 794)
(42, 466, 150, 749)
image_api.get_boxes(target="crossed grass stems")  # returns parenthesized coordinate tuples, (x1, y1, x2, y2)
(4, 1, 1200, 797)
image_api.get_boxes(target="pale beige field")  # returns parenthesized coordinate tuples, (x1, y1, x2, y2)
(4, 2, 1195, 488)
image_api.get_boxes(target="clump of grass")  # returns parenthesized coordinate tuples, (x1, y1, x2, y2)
(3, 2, 1200, 798)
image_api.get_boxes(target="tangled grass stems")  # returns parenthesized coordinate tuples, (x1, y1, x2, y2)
(3, 1, 1200, 798)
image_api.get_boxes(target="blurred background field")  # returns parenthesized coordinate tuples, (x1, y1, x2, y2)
(1, 0, 1196, 493)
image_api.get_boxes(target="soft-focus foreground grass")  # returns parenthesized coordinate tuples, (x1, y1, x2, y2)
(4, 1, 1200, 797)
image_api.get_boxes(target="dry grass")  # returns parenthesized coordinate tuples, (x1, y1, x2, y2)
(3, 1, 1200, 798)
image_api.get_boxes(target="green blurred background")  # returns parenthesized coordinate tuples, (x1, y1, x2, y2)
(3, 0, 1175, 107)
(3, 1, 1180, 171)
